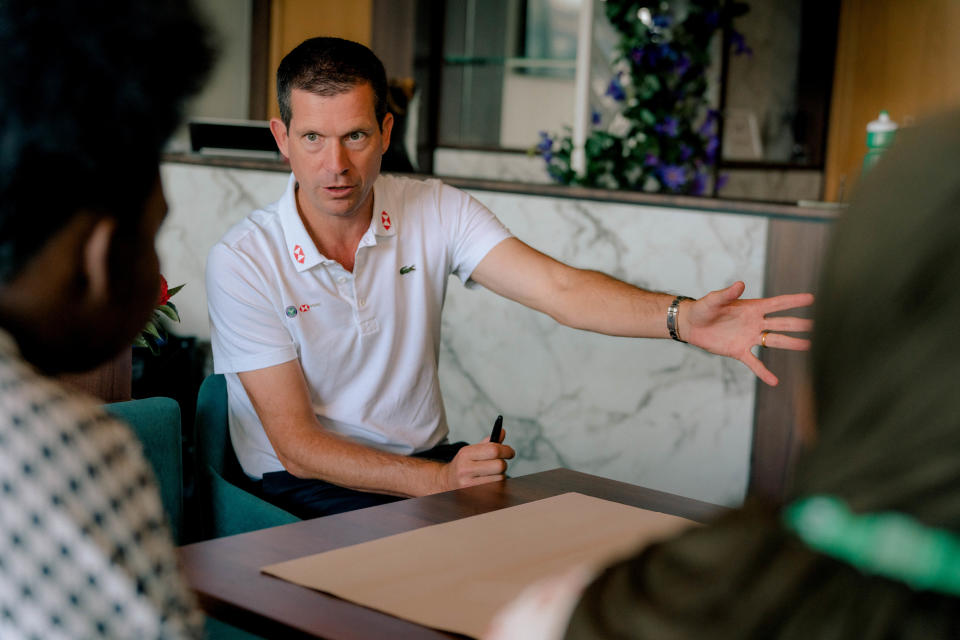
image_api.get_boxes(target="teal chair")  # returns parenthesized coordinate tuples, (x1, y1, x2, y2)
(107, 394, 266, 640)
(195, 374, 299, 539)
(106, 397, 184, 544)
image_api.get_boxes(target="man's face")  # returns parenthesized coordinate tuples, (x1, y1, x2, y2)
(271, 84, 393, 223)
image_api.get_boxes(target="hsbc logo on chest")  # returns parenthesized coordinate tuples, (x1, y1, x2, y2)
(381, 211, 391, 230)
(285, 302, 319, 318)
(292, 245, 305, 264)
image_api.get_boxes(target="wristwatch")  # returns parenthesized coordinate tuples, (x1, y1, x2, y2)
(667, 295, 694, 342)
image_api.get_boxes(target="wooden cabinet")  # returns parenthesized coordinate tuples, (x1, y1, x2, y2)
(262, 0, 373, 120)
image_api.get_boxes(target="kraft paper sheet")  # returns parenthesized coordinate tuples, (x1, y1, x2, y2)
(262, 492, 694, 638)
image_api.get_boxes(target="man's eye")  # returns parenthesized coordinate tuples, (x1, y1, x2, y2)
(348, 132, 366, 142)
(305, 133, 318, 142)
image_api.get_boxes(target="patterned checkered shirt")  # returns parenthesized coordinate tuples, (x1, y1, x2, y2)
(0, 329, 204, 639)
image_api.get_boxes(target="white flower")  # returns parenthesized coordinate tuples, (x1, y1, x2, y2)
(608, 114, 632, 137)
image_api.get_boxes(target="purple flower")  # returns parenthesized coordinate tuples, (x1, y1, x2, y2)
(691, 172, 708, 196)
(659, 164, 688, 191)
(655, 116, 679, 137)
(646, 44, 675, 66)
(652, 14, 672, 28)
(675, 54, 691, 76)
(644, 152, 659, 167)
(630, 47, 644, 65)
(536, 131, 553, 153)
(605, 76, 626, 101)
(704, 10, 719, 27)
(699, 109, 721, 135)
(730, 30, 753, 56)
(591, 110, 601, 125)
(679, 144, 693, 161)
(705, 134, 719, 161)
(716, 173, 730, 191)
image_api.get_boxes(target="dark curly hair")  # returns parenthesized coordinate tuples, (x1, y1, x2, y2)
(0, 0, 215, 282)
(276, 37, 388, 130)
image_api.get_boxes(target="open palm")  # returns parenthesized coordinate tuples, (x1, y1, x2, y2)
(684, 281, 814, 386)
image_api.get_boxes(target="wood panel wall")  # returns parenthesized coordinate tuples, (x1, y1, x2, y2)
(823, 0, 960, 202)
(265, 0, 373, 120)
(750, 218, 832, 500)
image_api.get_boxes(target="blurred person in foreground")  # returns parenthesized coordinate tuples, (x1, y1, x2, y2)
(0, 1, 213, 637)
(486, 110, 960, 638)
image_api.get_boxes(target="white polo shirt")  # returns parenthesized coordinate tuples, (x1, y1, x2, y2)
(207, 173, 512, 479)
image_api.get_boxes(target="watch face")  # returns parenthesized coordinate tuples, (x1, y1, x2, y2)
(286, 305, 298, 318)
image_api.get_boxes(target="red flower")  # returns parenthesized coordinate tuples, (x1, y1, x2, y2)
(157, 274, 170, 306)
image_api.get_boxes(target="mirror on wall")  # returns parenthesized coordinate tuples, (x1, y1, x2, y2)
(437, 0, 578, 150)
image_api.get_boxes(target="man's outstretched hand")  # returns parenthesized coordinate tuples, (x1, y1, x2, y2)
(682, 282, 814, 386)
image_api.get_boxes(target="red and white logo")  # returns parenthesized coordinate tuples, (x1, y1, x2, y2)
(299, 304, 310, 312)
(293, 244, 305, 264)
(381, 211, 392, 230)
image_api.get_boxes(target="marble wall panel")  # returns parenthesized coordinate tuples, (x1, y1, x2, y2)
(441, 191, 767, 505)
(158, 164, 289, 338)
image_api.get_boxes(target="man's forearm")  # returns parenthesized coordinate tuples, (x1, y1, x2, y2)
(542, 268, 685, 339)
(276, 426, 446, 497)
(471, 239, 689, 340)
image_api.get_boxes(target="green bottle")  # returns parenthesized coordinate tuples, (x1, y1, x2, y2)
(863, 110, 898, 174)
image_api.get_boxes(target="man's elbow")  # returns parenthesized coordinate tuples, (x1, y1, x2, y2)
(276, 451, 311, 479)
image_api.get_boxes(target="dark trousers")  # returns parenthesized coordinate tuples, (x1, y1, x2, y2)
(258, 441, 468, 519)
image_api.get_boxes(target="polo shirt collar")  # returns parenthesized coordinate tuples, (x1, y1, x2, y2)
(278, 173, 325, 272)
(278, 173, 397, 272)
(371, 177, 398, 238)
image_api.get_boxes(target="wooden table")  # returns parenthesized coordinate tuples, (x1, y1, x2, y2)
(179, 468, 725, 639)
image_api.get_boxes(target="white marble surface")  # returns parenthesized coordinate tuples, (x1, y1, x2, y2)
(158, 163, 289, 338)
(433, 148, 553, 184)
(158, 162, 766, 505)
(439, 192, 765, 506)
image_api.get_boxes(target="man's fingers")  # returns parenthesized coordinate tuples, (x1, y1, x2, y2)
(761, 333, 811, 351)
(711, 281, 745, 304)
(763, 317, 814, 332)
(465, 442, 516, 460)
(762, 292, 815, 313)
(490, 443, 515, 460)
(467, 473, 506, 487)
(742, 352, 779, 386)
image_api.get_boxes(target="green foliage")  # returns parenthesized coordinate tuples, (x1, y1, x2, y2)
(136, 283, 183, 355)
(534, 0, 749, 195)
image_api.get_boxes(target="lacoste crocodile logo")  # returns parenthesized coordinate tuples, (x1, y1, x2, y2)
(400, 265, 416, 275)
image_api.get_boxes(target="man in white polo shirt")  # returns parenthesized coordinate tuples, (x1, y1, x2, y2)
(207, 37, 813, 519)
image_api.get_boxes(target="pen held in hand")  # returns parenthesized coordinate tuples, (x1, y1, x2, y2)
(490, 414, 503, 444)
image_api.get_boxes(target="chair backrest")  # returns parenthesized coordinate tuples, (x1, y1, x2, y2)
(194, 374, 299, 539)
(105, 396, 183, 544)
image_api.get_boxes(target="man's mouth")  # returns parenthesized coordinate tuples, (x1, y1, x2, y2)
(324, 185, 355, 196)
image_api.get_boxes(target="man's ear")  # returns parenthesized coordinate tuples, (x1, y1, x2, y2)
(270, 118, 290, 158)
(81, 216, 117, 305)
(380, 112, 394, 154)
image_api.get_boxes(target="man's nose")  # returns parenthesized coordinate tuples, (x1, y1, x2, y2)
(323, 140, 350, 174)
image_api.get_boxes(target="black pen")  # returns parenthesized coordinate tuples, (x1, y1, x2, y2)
(490, 414, 503, 444)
